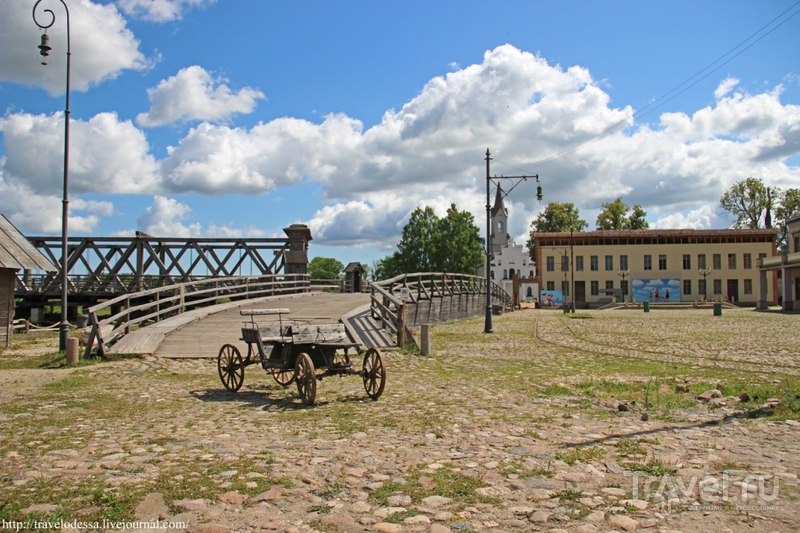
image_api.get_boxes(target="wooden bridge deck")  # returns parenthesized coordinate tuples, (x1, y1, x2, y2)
(109, 293, 372, 358)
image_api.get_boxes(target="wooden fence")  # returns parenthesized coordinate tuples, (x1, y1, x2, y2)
(83, 274, 309, 357)
(370, 272, 513, 347)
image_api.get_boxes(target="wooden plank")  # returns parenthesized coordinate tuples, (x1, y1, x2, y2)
(292, 323, 349, 344)
(240, 308, 290, 316)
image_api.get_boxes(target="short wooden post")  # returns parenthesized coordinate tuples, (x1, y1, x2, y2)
(420, 324, 430, 356)
(66, 337, 79, 364)
(397, 302, 406, 348)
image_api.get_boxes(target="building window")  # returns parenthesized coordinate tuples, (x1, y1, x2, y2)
(699, 279, 707, 298)
(658, 255, 667, 270)
(713, 279, 722, 294)
(698, 254, 706, 269)
(503, 269, 508, 279)
(546, 256, 554, 272)
(728, 254, 736, 269)
(590, 280, 599, 296)
(590, 255, 598, 271)
(605, 280, 614, 290)
(491, 270, 495, 279)
(644, 255, 652, 270)
(795, 235, 800, 253)
(530, 270, 534, 278)
(743, 253, 752, 269)
(712, 254, 721, 269)
(546, 281, 555, 291)
(562, 281, 569, 295)
(744, 279, 753, 295)
(683, 279, 692, 295)
(620, 255, 628, 270)
(683, 254, 691, 270)
(576, 256, 584, 271)
(605, 255, 613, 271)
(621, 280, 628, 296)
(561, 255, 569, 272)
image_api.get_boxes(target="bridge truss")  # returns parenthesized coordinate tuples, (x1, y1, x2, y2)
(16, 235, 296, 302)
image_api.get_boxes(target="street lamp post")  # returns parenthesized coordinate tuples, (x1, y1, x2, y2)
(698, 268, 711, 301)
(484, 149, 542, 333)
(617, 269, 630, 303)
(33, 0, 71, 352)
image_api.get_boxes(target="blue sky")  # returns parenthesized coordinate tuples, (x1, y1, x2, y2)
(1, 0, 799, 270)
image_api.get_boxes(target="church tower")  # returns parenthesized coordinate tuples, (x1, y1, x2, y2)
(490, 185, 510, 255)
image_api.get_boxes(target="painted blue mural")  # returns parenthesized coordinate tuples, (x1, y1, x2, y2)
(540, 290, 564, 308)
(631, 278, 681, 302)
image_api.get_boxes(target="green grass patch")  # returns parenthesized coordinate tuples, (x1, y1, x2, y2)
(556, 445, 606, 465)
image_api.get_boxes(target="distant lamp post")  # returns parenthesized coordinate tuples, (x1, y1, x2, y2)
(617, 269, 630, 302)
(484, 149, 541, 333)
(33, 0, 71, 351)
(698, 268, 711, 301)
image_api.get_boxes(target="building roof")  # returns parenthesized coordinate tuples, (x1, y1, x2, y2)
(344, 262, 365, 273)
(490, 186, 508, 218)
(535, 228, 778, 246)
(0, 215, 57, 271)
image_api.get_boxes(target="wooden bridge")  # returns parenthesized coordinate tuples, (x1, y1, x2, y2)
(80, 271, 512, 358)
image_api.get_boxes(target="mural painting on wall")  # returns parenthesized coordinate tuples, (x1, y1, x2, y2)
(632, 279, 681, 302)
(540, 290, 564, 308)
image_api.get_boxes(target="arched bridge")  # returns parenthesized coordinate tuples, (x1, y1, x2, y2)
(82, 272, 513, 357)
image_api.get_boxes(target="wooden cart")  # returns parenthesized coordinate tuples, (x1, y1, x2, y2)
(217, 309, 386, 405)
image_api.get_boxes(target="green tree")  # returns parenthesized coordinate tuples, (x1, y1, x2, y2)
(720, 177, 769, 229)
(376, 203, 484, 279)
(627, 204, 650, 229)
(776, 188, 800, 254)
(776, 188, 800, 223)
(308, 257, 344, 280)
(436, 204, 484, 274)
(595, 197, 649, 230)
(395, 206, 440, 273)
(372, 255, 401, 281)
(527, 202, 588, 257)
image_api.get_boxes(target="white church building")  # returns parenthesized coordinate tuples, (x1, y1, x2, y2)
(483, 187, 539, 305)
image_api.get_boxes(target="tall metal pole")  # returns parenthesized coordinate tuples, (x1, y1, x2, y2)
(570, 228, 575, 313)
(484, 149, 493, 333)
(483, 148, 542, 332)
(33, 0, 71, 351)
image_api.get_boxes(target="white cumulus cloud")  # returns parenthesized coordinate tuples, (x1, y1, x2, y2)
(117, 0, 216, 22)
(136, 196, 200, 237)
(1, 0, 151, 95)
(136, 66, 265, 127)
(0, 112, 161, 196)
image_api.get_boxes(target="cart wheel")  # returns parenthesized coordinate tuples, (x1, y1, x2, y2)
(271, 367, 296, 387)
(295, 352, 317, 405)
(218, 344, 244, 392)
(362, 348, 386, 400)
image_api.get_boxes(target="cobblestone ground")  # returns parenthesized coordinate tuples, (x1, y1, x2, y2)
(1, 308, 799, 533)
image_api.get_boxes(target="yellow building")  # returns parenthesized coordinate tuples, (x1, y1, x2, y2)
(534, 229, 778, 307)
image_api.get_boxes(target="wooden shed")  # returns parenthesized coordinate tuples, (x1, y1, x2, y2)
(343, 262, 366, 293)
(0, 215, 57, 348)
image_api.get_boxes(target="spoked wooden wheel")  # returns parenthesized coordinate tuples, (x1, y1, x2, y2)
(218, 344, 244, 392)
(270, 367, 295, 387)
(362, 348, 386, 400)
(295, 352, 317, 405)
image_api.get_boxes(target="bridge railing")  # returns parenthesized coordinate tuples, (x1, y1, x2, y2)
(370, 272, 513, 346)
(84, 274, 309, 357)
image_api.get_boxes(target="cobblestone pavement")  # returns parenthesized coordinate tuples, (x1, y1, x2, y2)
(1, 308, 798, 533)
